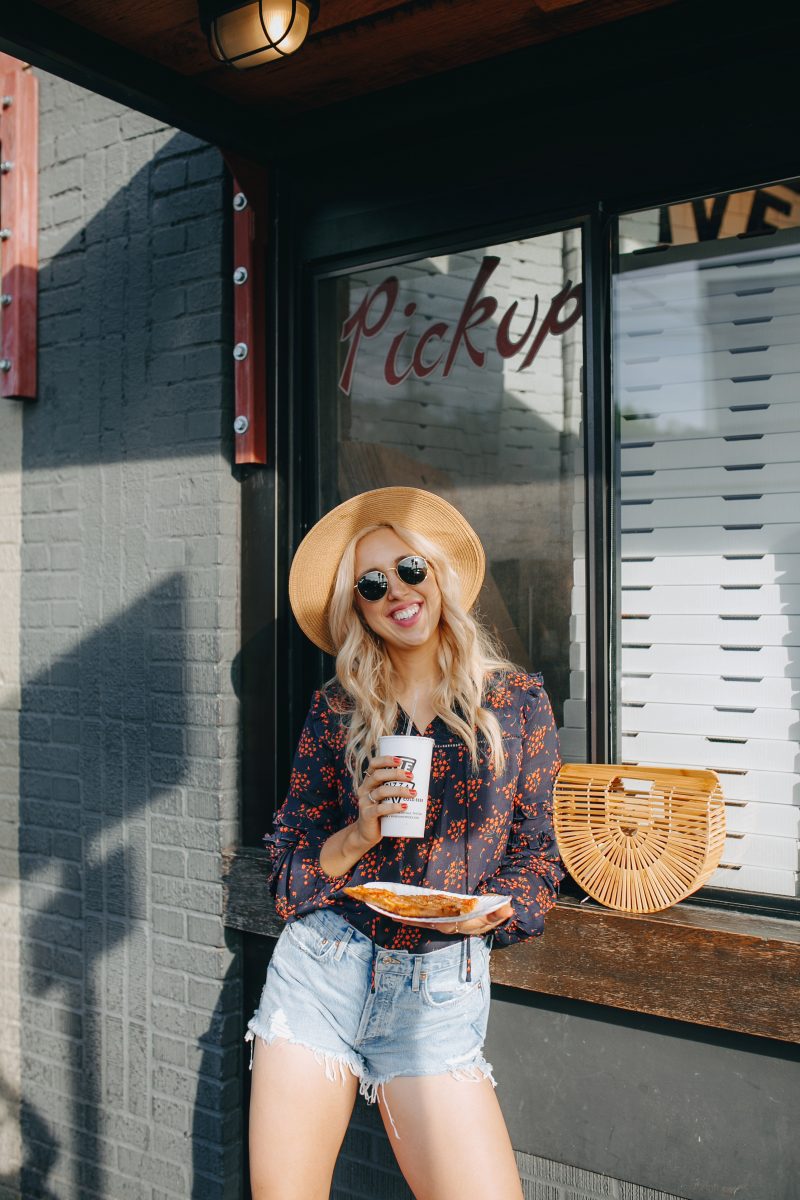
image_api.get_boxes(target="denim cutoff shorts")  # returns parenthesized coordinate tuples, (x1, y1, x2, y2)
(245, 908, 494, 1123)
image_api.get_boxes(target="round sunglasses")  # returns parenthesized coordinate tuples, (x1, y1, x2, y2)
(354, 555, 429, 602)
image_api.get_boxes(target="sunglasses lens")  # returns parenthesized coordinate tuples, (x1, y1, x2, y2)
(357, 571, 388, 601)
(397, 556, 427, 585)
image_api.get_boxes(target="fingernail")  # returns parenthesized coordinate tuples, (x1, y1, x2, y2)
(405, 771, 414, 779)
(393, 757, 402, 764)
(401, 803, 408, 810)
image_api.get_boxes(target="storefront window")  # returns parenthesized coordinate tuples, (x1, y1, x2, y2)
(615, 182, 800, 898)
(316, 232, 586, 754)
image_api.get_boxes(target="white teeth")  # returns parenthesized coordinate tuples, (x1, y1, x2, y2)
(392, 604, 420, 622)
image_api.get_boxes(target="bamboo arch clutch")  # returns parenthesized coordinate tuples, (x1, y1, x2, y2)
(553, 764, 727, 913)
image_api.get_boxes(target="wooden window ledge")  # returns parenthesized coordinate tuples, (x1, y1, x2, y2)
(222, 846, 800, 1044)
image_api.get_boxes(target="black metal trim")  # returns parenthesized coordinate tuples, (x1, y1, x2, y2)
(561, 874, 799, 922)
(610, 212, 800, 919)
(300, 209, 595, 752)
(583, 206, 614, 763)
(305, 207, 594, 280)
(686, 887, 799, 923)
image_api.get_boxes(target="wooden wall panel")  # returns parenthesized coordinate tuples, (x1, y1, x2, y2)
(0, 55, 37, 401)
(35, 0, 677, 112)
(224, 153, 268, 464)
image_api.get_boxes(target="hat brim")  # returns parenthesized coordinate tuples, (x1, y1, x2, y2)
(288, 487, 485, 655)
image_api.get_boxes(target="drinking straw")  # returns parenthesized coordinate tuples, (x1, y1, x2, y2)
(405, 688, 418, 736)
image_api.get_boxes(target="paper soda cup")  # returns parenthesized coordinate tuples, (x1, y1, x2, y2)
(378, 734, 434, 838)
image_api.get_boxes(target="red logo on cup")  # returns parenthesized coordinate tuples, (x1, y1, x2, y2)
(387, 755, 417, 799)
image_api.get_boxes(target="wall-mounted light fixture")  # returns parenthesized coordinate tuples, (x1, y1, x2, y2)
(198, 1, 319, 69)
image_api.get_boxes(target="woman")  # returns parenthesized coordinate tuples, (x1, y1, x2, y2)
(247, 487, 563, 1200)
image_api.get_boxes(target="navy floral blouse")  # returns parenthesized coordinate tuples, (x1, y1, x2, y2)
(266, 671, 564, 951)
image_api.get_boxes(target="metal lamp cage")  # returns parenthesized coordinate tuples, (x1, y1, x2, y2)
(553, 764, 727, 913)
(199, 0, 320, 68)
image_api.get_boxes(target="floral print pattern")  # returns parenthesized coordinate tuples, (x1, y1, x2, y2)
(266, 672, 564, 950)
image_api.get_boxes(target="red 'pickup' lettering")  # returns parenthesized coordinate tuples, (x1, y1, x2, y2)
(337, 257, 583, 395)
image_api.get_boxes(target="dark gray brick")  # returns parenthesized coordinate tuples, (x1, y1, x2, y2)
(187, 148, 222, 184)
(152, 157, 188, 194)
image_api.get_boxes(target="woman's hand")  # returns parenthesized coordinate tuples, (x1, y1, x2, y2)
(402, 900, 515, 937)
(353, 754, 416, 849)
(319, 755, 415, 878)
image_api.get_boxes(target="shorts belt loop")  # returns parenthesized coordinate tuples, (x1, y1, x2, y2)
(411, 955, 423, 993)
(334, 924, 354, 961)
(461, 934, 472, 982)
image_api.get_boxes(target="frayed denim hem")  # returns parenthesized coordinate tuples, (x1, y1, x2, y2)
(359, 1051, 497, 1141)
(244, 1011, 363, 1088)
(445, 1046, 497, 1089)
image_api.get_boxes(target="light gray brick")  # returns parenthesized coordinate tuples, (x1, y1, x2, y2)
(618, 1186, 687, 1200)
(187, 848, 223, 881)
(152, 966, 187, 1004)
(152, 1033, 187, 1068)
(521, 1181, 565, 1200)
(152, 1095, 190, 1134)
(187, 914, 223, 948)
(117, 1146, 187, 1192)
(151, 848, 187, 879)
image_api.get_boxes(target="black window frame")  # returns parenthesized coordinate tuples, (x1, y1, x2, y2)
(240, 154, 800, 925)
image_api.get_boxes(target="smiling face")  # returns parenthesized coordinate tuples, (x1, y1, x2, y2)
(353, 526, 442, 653)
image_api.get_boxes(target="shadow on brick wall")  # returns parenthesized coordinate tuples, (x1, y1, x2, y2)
(35, 121, 231, 470)
(0, 1069, 58, 1200)
(19, 572, 242, 1197)
(191, 955, 244, 1197)
(13, 98, 240, 1198)
(16, 576, 234, 1195)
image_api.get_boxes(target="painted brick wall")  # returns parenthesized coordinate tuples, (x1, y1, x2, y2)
(10, 70, 240, 1199)
(0, 400, 23, 1198)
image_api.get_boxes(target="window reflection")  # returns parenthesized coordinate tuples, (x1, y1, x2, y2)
(616, 187, 800, 898)
(316, 234, 586, 757)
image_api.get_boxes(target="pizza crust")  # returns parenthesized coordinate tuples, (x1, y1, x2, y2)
(343, 885, 479, 919)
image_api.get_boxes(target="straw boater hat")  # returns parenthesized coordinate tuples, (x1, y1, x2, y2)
(289, 487, 485, 655)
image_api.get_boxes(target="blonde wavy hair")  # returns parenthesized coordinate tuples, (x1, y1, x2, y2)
(325, 522, 513, 785)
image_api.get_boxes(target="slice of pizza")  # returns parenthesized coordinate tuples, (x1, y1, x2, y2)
(343, 885, 478, 919)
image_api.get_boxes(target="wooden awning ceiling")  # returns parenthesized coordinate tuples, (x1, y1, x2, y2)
(16, 0, 676, 115)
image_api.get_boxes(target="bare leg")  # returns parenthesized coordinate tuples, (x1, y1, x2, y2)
(249, 1038, 359, 1200)
(379, 1073, 524, 1200)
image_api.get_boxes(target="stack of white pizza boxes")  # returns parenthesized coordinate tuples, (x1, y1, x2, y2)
(565, 232, 800, 899)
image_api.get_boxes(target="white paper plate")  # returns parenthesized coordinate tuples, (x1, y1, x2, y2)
(348, 881, 510, 925)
